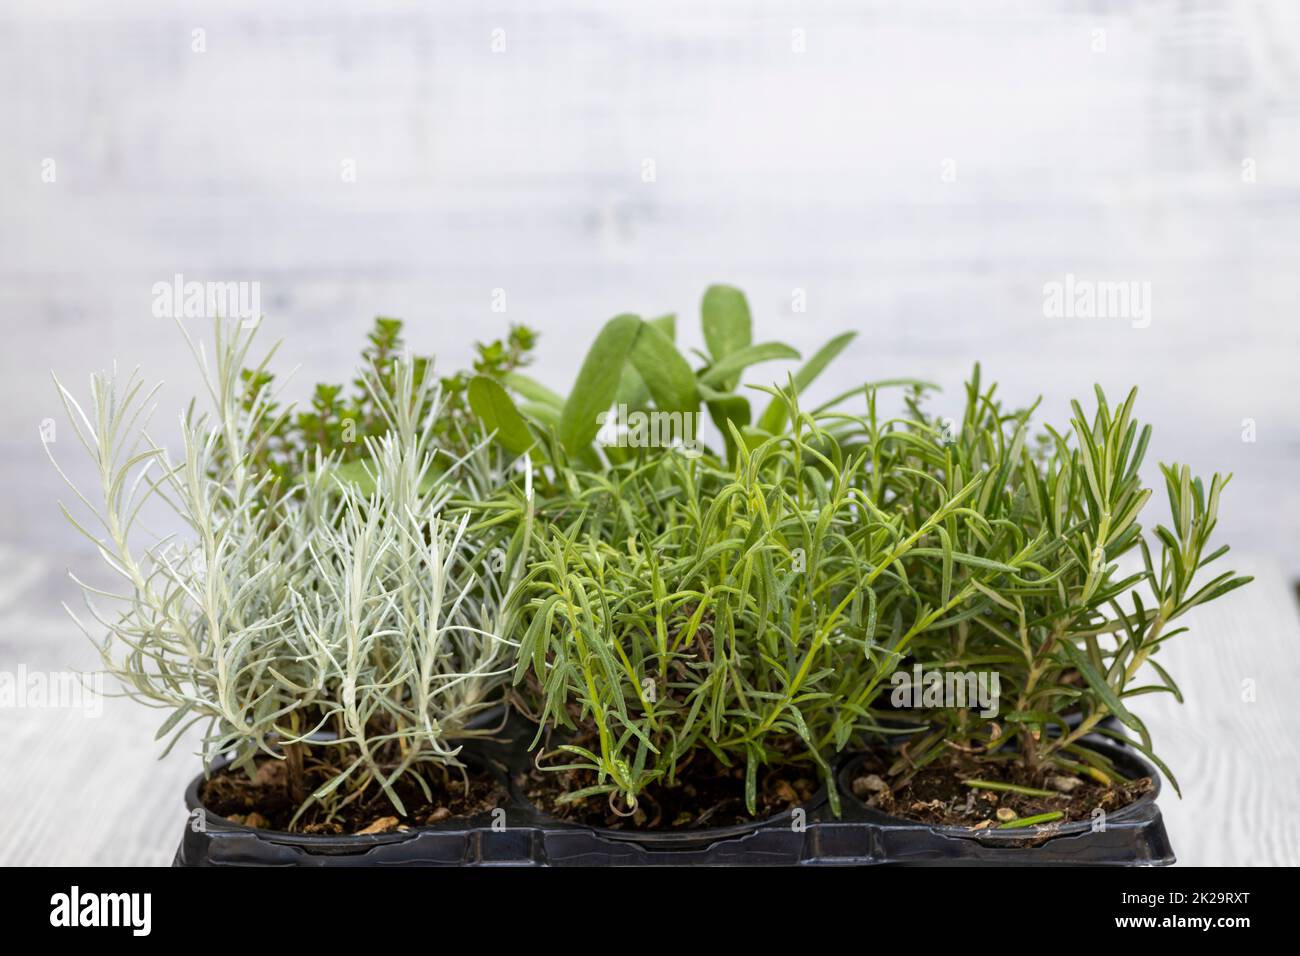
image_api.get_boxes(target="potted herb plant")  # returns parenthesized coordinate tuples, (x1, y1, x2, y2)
(49, 285, 1248, 866)
(49, 321, 533, 863)
(469, 287, 872, 837)
(833, 368, 1250, 862)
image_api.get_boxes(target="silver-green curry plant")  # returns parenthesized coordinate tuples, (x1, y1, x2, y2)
(49, 321, 532, 827)
(49, 284, 1250, 828)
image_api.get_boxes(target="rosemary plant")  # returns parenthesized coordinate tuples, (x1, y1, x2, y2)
(836, 369, 1251, 792)
(507, 385, 989, 816)
(502, 362, 1249, 817)
(49, 321, 529, 827)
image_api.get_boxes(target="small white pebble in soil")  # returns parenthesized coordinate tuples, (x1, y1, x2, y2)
(850, 773, 889, 798)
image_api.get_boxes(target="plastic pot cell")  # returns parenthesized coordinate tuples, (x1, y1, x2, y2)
(824, 739, 1173, 866)
(174, 736, 1172, 866)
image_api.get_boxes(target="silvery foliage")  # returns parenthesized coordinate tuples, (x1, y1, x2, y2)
(48, 321, 526, 819)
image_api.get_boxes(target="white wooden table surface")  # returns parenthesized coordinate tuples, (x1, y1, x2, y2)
(0, 548, 1296, 866)
(2, 1, 1299, 865)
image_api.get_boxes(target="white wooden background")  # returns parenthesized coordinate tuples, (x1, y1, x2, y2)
(1, 0, 1298, 865)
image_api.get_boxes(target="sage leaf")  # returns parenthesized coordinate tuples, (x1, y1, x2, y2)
(701, 284, 752, 364)
(558, 313, 640, 454)
(699, 342, 800, 388)
(628, 319, 699, 413)
(468, 375, 534, 455)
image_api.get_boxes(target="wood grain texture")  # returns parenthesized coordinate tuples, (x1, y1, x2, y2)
(0, 0, 1297, 574)
(1138, 556, 1300, 866)
(0, 544, 1296, 866)
(0, 0, 1298, 865)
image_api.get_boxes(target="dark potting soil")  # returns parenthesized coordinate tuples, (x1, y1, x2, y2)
(848, 747, 1152, 829)
(519, 750, 819, 830)
(199, 756, 507, 835)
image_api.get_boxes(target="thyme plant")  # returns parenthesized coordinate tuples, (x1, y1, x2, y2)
(219, 316, 537, 502)
(49, 321, 529, 827)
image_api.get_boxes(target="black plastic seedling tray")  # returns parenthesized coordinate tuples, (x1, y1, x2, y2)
(167, 717, 1175, 868)
(174, 717, 1173, 866)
